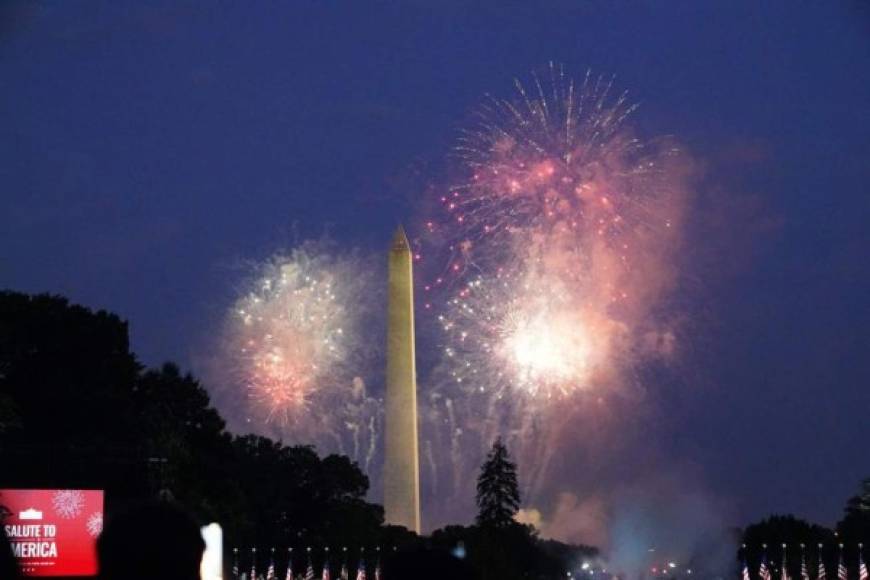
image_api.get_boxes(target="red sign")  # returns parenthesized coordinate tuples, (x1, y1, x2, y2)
(1, 489, 104, 577)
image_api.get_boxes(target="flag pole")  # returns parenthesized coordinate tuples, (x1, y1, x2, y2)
(838, 543, 846, 580)
(742, 544, 751, 580)
(818, 543, 826, 580)
(859, 543, 868, 580)
(251, 547, 258, 580)
(286, 548, 294, 580)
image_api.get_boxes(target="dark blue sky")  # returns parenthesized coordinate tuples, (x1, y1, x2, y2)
(2, 1, 869, 530)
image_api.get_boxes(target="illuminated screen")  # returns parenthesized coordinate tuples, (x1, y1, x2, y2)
(1, 489, 104, 577)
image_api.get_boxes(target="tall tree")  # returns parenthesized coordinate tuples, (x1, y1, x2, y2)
(133, 363, 245, 528)
(0, 291, 145, 495)
(476, 437, 520, 528)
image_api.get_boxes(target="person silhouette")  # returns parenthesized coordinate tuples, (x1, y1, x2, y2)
(97, 501, 204, 580)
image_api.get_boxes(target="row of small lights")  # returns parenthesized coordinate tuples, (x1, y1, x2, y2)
(742, 543, 867, 551)
(567, 563, 692, 578)
(565, 562, 692, 578)
(234, 546, 396, 558)
(561, 540, 870, 580)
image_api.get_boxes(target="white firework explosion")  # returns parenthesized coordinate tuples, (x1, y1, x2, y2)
(419, 63, 692, 520)
(210, 241, 384, 473)
(52, 490, 84, 519)
(86, 512, 103, 537)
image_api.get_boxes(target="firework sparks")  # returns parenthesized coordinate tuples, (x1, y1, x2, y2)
(52, 490, 85, 519)
(86, 512, 103, 537)
(432, 63, 685, 398)
(442, 64, 662, 266)
(440, 262, 617, 400)
(422, 63, 692, 513)
(234, 256, 347, 423)
(212, 242, 382, 470)
(204, 64, 693, 526)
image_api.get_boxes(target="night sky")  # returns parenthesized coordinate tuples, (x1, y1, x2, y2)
(2, 1, 869, 536)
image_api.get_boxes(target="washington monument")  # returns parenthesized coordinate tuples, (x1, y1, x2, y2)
(384, 225, 421, 533)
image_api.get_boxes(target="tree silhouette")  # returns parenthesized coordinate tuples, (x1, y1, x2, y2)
(0, 291, 145, 495)
(476, 437, 520, 528)
(741, 514, 835, 579)
(837, 477, 870, 546)
(0, 290, 385, 549)
(844, 478, 870, 515)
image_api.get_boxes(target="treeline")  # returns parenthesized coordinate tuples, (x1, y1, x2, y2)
(740, 481, 870, 577)
(0, 291, 386, 549)
(0, 291, 597, 579)
(427, 438, 599, 580)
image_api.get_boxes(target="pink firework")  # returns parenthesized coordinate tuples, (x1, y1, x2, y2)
(229, 247, 363, 424)
(431, 62, 688, 400)
(423, 64, 692, 508)
(443, 63, 673, 268)
(213, 242, 382, 471)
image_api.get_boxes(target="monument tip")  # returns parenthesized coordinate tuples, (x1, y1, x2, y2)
(391, 225, 410, 252)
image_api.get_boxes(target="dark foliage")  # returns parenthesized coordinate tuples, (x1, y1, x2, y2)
(421, 437, 599, 580)
(476, 437, 520, 529)
(838, 478, 870, 547)
(0, 291, 384, 553)
(739, 479, 870, 576)
(0, 292, 147, 497)
(0, 290, 613, 578)
(741, 515, 836, 579)
(430, 523, 597, 580)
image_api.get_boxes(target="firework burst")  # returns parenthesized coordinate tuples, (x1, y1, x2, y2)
(52, 490, 85, 519)
(439, 259, 620, 401)
(213, 242, 382, 470)
(422, 63, 692, 513)
(437, 64, 672, 268)
(86, 512, 103, 537)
